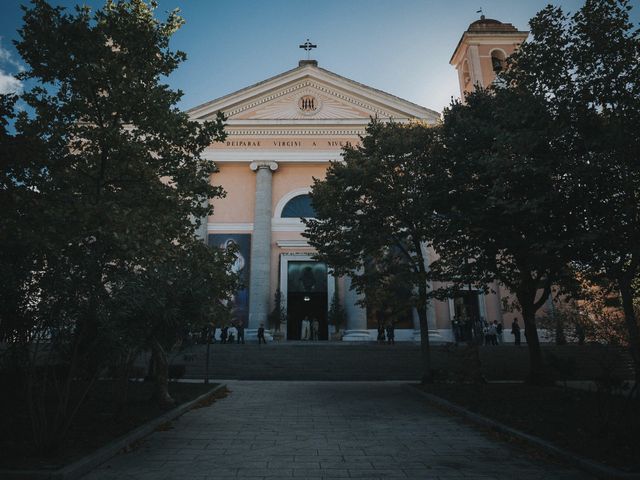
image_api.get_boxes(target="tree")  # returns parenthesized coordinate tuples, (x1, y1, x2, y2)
(502, 0, 640, 384)
(0, 0, 228, 450)
(267, 289, 287, 334)
(327, 291, 346, 335)
(433, 87, 575, 384)
(304, 120, 443, 383)
(115, 240, 238, 405)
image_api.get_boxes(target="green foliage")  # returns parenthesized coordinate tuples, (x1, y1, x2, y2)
(267, 288, 287, 332)
(432, 86, 575, 383)
(0, 0, 231, 449)
(501, 0, 640, 382)
(304, 120, 442, 382)
(430, 0, 640, 383)
(327, 291, 346, 333)
(113, 239, 238, 352)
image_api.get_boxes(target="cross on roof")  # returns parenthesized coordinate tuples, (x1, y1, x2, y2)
(299, 39, 317, 60)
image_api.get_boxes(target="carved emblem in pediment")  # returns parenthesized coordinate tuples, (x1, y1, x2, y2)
(298, 95, 320, 115)
(228, 81, 394, 120)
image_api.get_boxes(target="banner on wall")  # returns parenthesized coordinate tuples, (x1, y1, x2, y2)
(209, 234, 251, 327)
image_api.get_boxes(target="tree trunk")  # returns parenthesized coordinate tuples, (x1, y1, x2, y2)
(204, 337, 211, 385)
(418, 285, 433, 384)
(618, 276, 640, 385)
(150, 340, 175, 407)
(113, 349, 136, 414)
(521, 303, 547, 384)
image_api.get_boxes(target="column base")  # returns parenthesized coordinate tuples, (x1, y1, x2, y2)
(342, 329, 372, 341)
(413, 329, 447, 343)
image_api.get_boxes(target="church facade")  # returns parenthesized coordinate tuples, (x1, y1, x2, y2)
(188, 17, 532, 342)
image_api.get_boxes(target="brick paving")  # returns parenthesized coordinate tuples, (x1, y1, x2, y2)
(82, 381, 590, 480)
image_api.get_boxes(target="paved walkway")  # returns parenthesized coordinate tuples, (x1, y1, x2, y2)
(83, 382, 589, 480)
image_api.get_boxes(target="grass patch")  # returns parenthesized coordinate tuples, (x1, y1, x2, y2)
(0, 380, 218, 471)
(416, 383, 639, 472)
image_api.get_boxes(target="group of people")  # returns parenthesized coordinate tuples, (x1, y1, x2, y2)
(300, 315, 320, 340)
(213, 321, 267, 344)
(452, 315, 524, 346)
(217, 321, 245, 344)
(483, 320, 503, 345)
(377, 322, 396, 345)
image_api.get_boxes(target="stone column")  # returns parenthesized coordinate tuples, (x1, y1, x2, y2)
(491, 280, 504, 323)
(195, 196, 209, 243)
(248, 161, 278, 332)
(342, 274, 371, 341)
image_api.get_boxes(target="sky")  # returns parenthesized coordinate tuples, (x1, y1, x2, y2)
(1, 0, 639, 114)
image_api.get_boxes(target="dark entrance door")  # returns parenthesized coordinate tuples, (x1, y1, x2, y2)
(286, 261, 328, 340)
(452, 290, 481, 342)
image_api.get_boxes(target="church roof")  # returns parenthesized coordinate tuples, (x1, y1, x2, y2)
(467, 16, 520, 34)
(186, 60, 440, 123)
(449, 16, 529, 65)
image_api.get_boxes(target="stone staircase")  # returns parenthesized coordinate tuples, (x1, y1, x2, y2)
(152, 342, 635, 382)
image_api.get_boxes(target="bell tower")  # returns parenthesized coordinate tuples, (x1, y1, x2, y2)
(450, 15, 529, 99)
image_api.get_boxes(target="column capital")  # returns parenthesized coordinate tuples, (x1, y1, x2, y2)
(250, 161, 278, 172)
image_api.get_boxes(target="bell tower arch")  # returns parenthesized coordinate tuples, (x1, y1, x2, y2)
(450, 15, 529, 99)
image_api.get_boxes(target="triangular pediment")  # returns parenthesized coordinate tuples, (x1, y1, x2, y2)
(187, 63, 440, 123)
(229, 81, 386, 120)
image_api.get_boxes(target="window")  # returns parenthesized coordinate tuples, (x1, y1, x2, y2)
(281, 194, 316, 218)
(491, 50, 506, 73)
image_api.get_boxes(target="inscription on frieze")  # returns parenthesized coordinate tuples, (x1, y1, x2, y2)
(214, 137, 360, 150)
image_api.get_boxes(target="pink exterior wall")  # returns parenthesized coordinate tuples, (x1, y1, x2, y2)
(209, 160, 332, 313)
(455, 40, 522, 98)
(269, 163, 330, 311)
(208, 163, 256, 224)
(272, 163, 328, 212)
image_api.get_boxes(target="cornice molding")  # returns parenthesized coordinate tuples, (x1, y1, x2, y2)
(207, 223, 254, 232)
(276, 240, 311, 248)
(223, 129, 365, 136)
(202, 150, 342, 163)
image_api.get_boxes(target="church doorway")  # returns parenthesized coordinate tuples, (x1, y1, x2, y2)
(285, 260, 328, 340)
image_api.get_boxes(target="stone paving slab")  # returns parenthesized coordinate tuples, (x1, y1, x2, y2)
(81, 381, 591, 480)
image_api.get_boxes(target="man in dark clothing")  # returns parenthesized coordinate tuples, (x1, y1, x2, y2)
(237, 321, 245, 344)
(257, 323, 267, 344)
(511, 319, 521, 346)
(385, 322, 395, 345)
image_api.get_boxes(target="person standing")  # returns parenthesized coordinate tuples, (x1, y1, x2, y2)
(257, 323, 267, 344)
(237, 321, 245, 344)
(487, 321, 497, 345)
(227, 324, 237, 343)
(301, 315, 311, 341)
(311, 318, 319, 341)
(452, 316, 462, 344)
(377, 323, 386, 344)
(496, 320, 504, 344)
(385, 322, 395, 345)
(511, 319, 521, 346)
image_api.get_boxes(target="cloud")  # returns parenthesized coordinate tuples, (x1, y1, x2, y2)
(0, 37, 24, 94)
(0, 37, 24, 72)
(0, 70, 22, 94)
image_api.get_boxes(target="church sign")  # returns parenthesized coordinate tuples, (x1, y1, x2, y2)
(211, 137, 362, 150)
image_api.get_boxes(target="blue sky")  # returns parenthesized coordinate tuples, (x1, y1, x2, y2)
(1, 0, 639, 113)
